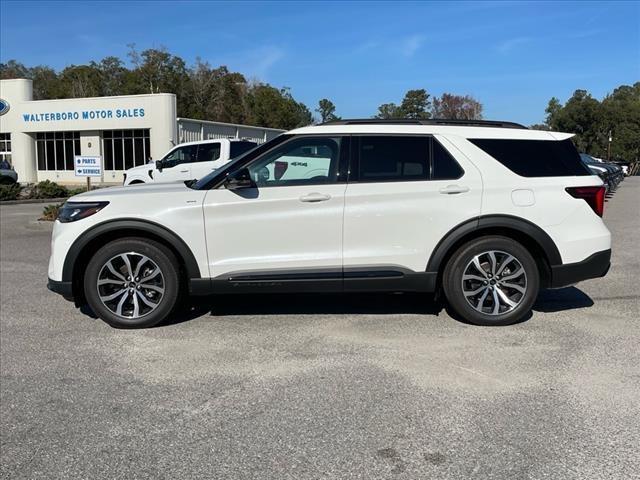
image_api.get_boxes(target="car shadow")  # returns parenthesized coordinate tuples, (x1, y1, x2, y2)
(532, 286, 594, 313)
(161, 286, 594, 327)
(163, 292, 445, 326)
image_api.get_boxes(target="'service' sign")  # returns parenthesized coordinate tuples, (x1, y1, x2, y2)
(74, 155, 102, 177)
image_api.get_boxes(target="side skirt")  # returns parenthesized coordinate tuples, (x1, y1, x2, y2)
(190, 267, 437, 295)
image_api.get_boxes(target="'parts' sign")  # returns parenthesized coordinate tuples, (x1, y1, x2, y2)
(74, 156, 102, 177)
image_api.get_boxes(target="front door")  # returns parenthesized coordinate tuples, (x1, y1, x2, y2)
(155, 144, 197, 183)
(202, 136, 348, 287)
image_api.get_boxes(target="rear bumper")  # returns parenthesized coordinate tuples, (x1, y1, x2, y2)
(550, 249, 611, 288)
(47, 278, 74, 301)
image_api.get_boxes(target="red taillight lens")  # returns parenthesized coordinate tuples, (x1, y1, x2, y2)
(565, 186, 605, 217)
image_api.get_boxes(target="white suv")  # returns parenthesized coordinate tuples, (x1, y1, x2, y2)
(47, 119, 611, 328)
(123, 138, 257, 185)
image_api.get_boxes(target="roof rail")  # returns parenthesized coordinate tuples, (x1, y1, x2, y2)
(321, 118, 528, 129)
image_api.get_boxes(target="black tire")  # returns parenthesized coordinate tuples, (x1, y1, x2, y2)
(0, 176, 16, 185)
(83, 237, 181, 328)
(443, 236, 540, 326)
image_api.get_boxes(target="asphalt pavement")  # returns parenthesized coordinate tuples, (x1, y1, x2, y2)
(1, 179, 639, 479)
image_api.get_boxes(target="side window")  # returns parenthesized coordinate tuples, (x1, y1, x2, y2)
(163, 145, 198, 167)
(248, 137, 341, 187)
(197, 143, 221, 163)
(230, 141, 257, 158)
(469, 138, 590, 177)
(356, 136, 429, 182)
(432, 139, 464, 180)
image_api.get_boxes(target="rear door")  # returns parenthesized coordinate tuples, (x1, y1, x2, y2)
(190, 142, 223, 180)
(343, 134, 482, 278)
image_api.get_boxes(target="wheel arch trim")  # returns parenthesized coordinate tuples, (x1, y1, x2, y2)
(426, 214, 562, 273)
(61, 218, 202, 283)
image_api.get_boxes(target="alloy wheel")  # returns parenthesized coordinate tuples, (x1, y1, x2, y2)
(461, 250, 527, 316)
(96, 252, 165, 319)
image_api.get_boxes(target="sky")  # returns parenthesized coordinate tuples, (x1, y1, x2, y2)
(1, 0, 639, 125)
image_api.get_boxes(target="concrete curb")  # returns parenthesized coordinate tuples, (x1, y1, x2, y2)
(0, 197, 69, 205)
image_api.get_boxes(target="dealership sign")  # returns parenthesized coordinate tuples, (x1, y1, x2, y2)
(22, 107, 145, 123)
(0, 99, 9, 116)
(74, 155, 102, 177)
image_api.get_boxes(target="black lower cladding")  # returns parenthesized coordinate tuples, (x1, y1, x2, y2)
(203, 267, 437, 295)
(47, 278, 74, 301)
(550, 249, 611, 288)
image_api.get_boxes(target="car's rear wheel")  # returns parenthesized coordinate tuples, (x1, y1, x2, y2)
(84, 238, 181, 328)
(443, 236, 539, 326)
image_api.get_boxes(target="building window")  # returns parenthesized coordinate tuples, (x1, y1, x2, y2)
(103, 129, 150, 170)
(36, 132, 80, 171)
(0, 133, 11, 166)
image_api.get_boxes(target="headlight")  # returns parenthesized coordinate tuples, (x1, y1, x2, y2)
(58, 202, 109, 223)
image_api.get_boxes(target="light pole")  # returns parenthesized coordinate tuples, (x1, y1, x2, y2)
(607, 130, 612, 162)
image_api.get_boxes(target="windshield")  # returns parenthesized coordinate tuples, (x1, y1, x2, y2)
(192, 134, 290, 190)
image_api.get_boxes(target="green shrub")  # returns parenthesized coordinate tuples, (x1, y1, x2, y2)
(29, 180, 69, 199)
(0, 183, 22, 201)
(67, 187, 86, 197)
(40, 203, 63, 221)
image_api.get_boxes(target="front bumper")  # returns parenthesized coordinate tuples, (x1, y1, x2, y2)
(47, 278, 74, 301)
(550, 249, 611, 288)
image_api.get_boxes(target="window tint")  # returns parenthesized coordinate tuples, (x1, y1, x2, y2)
(248, 137, 341, 187)
(197, 143, 221, 163)
(164, 145, 198, 167)
(356, 136, 429, 182)
(230, 141, 257, 158)
(469, 138, 590, 177)
(432, 139, 464, 180)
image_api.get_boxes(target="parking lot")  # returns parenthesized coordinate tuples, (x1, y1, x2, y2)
(1, 179, 639, 479)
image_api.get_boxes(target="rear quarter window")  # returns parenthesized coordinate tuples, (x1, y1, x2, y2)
(469, 138, 590, 177)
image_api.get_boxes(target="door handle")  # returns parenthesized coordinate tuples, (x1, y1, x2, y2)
(180, 169, 189, 173)
(439, 185, 470, 194)
(299, 192, 331, 203)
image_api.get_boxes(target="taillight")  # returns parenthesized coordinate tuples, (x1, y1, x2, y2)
(565, 186, 605, 217)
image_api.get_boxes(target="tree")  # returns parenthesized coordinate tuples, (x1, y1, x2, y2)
(58, 64, 103, 98)
(546, 90, 602, 154)
(542, 84, 640, 161)
(399, 89, 431, 119)
(0, 48, 315, 130)
(316, 98, 339, 123)
(544, 97, 562, 126)
(98, 56, 127, 96)
(529, 123, 551, 131)
(600, 82, 640, 161)
(375, 103, 401, 119)
(0, 60, 30, 79)
(431, 93, 483, 120)
(246, 84, 312, 130)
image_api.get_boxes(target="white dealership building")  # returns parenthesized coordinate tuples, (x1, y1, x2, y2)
(0, 78, 283, 184)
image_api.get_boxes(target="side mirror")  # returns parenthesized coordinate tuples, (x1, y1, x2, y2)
(224, 167, 255, 190)
(156, 160, 164, 172)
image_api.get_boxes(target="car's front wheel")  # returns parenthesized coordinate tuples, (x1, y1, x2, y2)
(443, 236, 540, 326)
(84, 238, 181, 328)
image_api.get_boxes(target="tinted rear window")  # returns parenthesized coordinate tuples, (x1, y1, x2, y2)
(230, 141, 258, 158)
(469, 138, 590, 177)
(432, 139, 464, 180)
(356, 136, 429, 182)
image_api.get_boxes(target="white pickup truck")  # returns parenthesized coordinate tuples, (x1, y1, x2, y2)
(123, 138, 257, 185)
